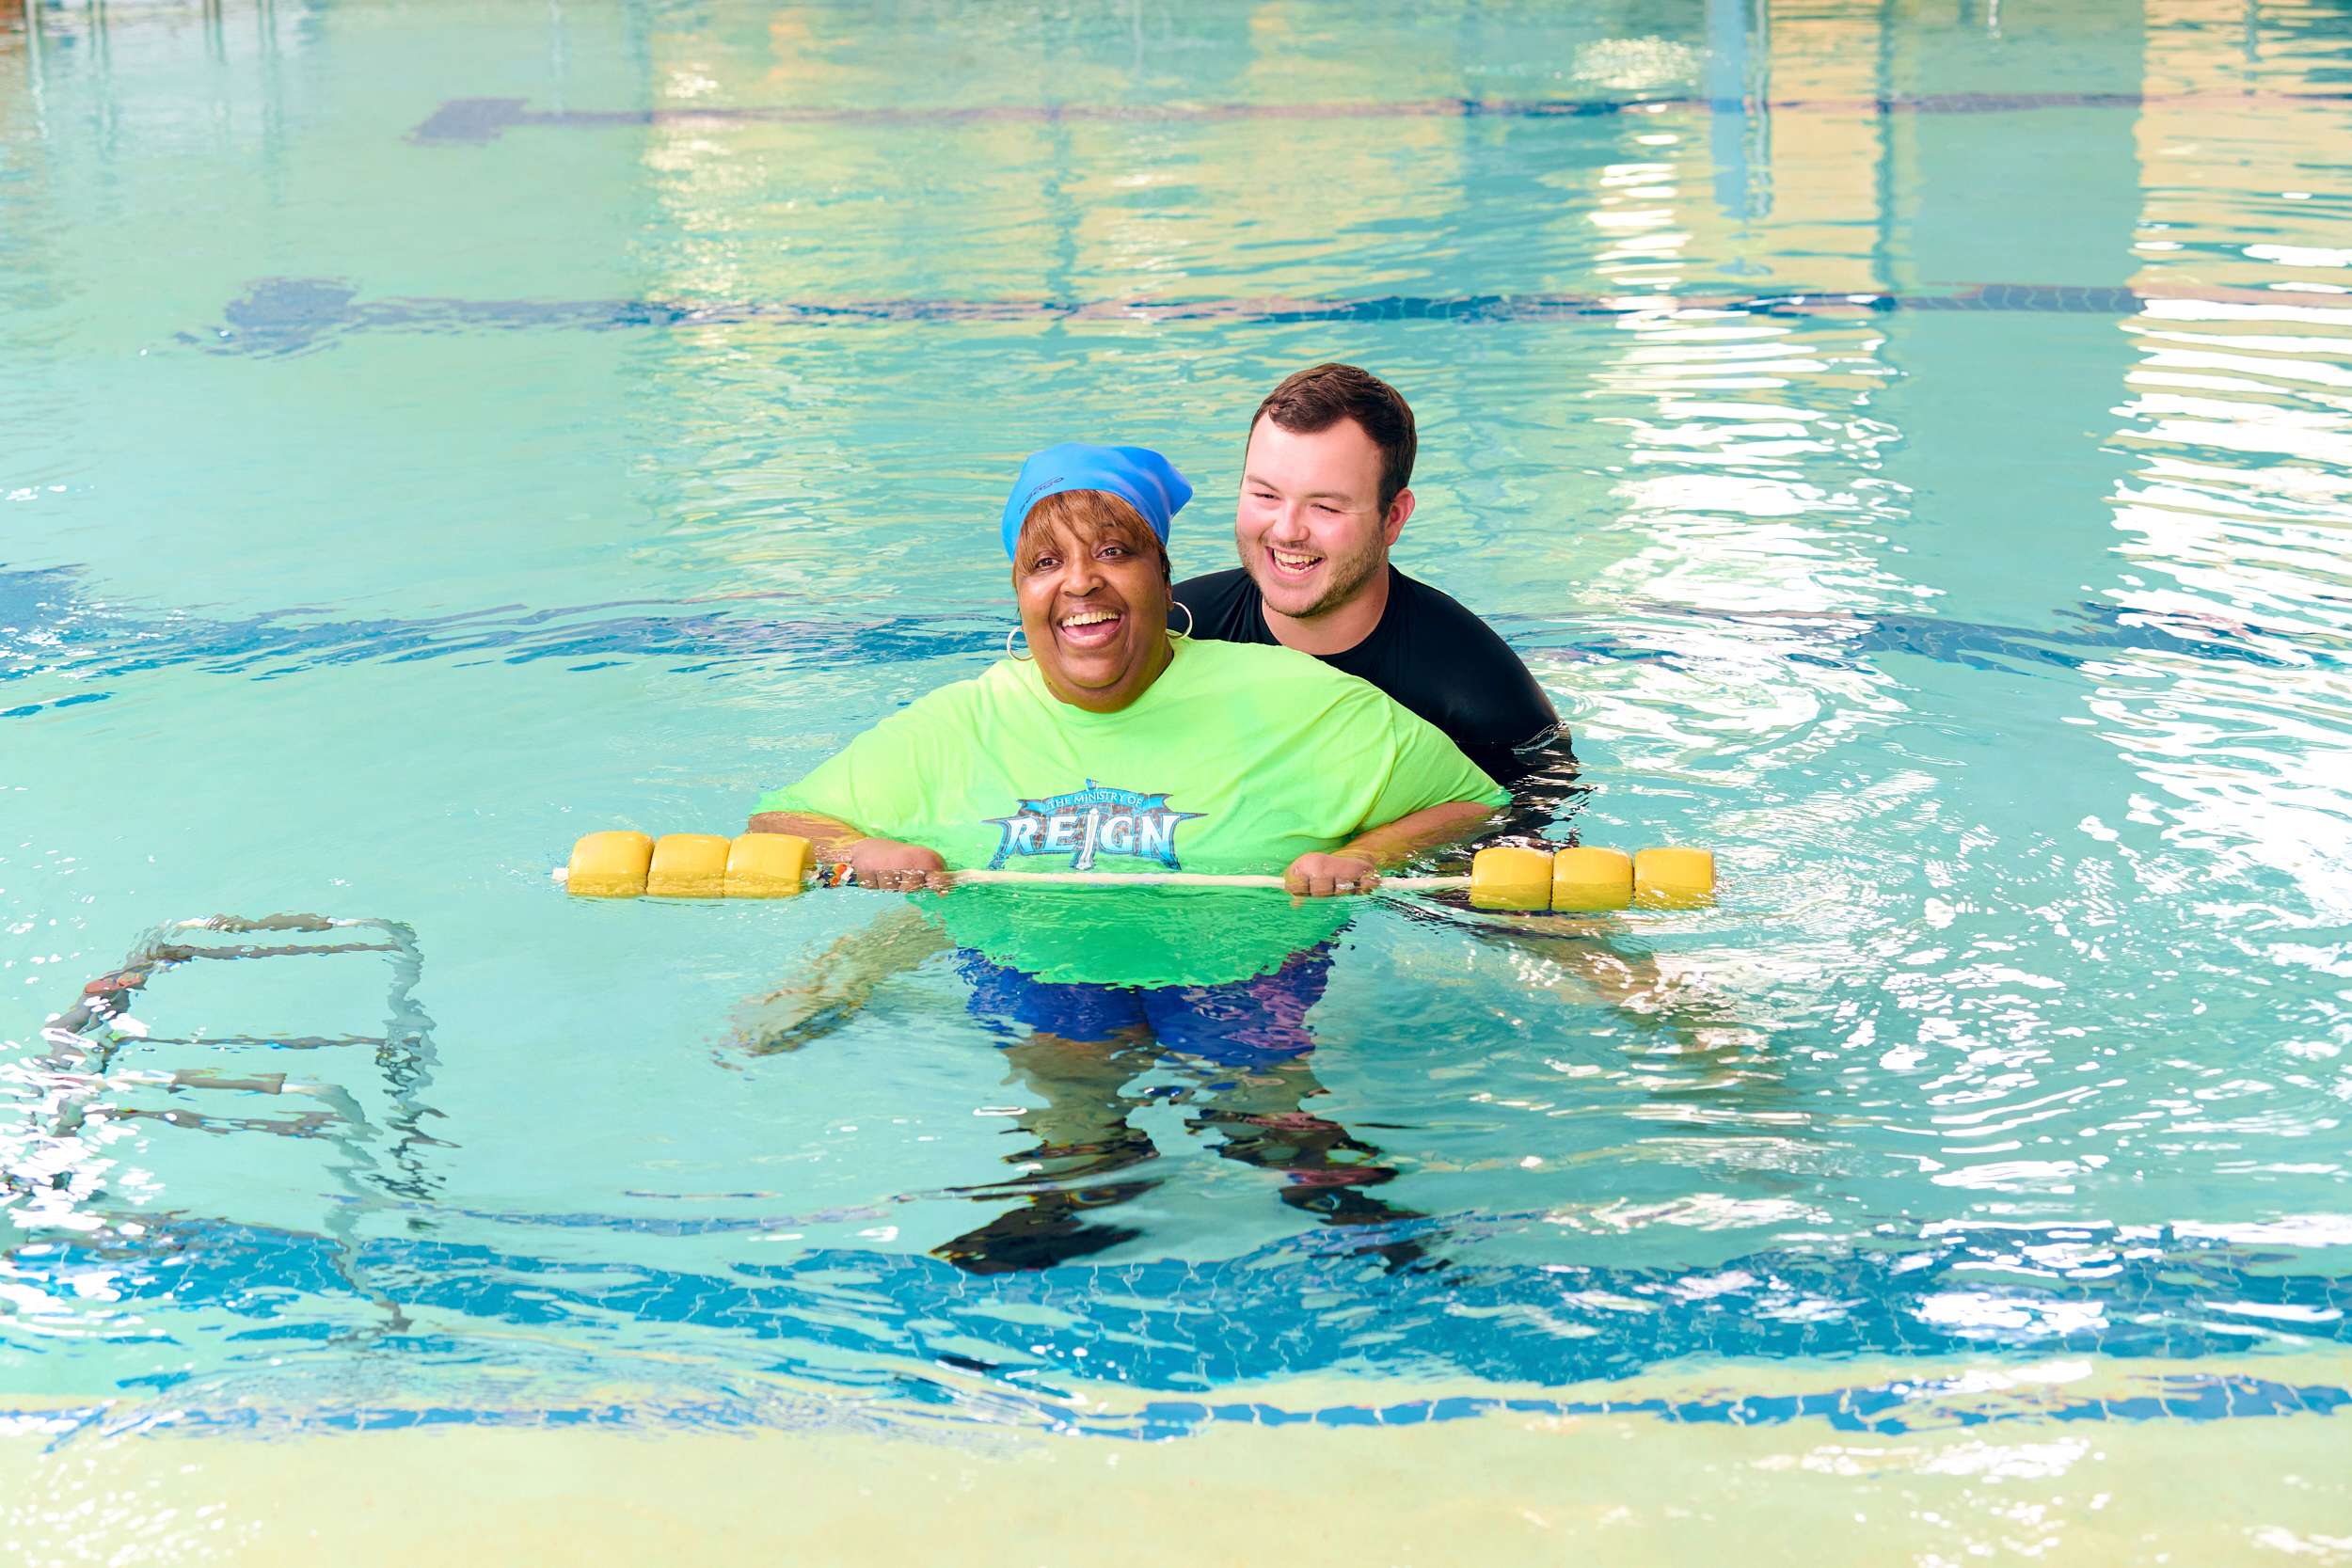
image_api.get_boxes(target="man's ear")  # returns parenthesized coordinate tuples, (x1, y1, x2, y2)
(1382, 488, 1414, 549)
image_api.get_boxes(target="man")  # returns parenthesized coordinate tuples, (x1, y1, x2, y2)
(1176, 363, 1565, 788)
(1173, 367, 1744, 1068)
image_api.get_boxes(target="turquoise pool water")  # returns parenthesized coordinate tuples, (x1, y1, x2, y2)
(4, 0, 2351, 1550)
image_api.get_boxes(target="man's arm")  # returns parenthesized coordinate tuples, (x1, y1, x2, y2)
(1431, 613, 1575, 827)
(1393, 575, 1564, 788)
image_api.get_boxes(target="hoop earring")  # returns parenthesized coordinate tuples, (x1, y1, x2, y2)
(1006, 625, 1033, 662)
(1168, 600, 1194, 641)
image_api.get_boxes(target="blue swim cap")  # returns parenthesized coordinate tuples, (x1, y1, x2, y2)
(1001, 443, 1193, 560)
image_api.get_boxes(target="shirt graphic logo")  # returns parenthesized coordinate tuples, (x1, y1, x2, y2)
(985, 781, 1204, 871)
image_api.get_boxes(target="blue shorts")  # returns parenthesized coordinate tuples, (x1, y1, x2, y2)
(957, 946, 1333, 1068)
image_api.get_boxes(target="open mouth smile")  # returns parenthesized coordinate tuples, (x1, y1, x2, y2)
(1057, 606, 1124, 648)
(1267, 547, 1323, 578)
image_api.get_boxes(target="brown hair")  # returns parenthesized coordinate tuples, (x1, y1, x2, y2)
(1014, 488, 1170, 580)
(1248, 363, 1417, 513)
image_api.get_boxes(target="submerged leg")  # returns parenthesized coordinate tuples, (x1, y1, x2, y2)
(1148, 949, 1438, 1269)
(1184, 1058, 1435, 1270)
(934, 1004, 1168, 1275)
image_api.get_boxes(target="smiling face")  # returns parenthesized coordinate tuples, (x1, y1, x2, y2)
(1236, 415, 1410, 622)
(1013, 490, 1173, 713)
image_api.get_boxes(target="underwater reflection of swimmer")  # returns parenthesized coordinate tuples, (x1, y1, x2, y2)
(934, 947, 1430, 1274)
(731, 894, 1771, 1273)
(732, 933, 1430, 1275)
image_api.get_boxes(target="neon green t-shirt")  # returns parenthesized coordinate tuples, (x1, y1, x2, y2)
(758, 638, 1505, 987)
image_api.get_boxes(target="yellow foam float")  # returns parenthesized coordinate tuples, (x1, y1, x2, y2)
(563, 832, 1712, 914)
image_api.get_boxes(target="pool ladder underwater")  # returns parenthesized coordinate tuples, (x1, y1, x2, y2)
(9, 912, 444, 1211)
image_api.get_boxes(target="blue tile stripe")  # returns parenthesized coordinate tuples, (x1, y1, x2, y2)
(181, 277, 2351, 356)
(5, 1370, 2345, 1448)
(11, 1217, 2350, 1411)
(2, 562, 2325, 721)
(410, 89, 2352, 144)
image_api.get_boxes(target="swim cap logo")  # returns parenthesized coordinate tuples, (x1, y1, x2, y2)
(984, 781, 1203, 872)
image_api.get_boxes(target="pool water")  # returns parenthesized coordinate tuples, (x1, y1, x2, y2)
(5, 0, 2351, 1558)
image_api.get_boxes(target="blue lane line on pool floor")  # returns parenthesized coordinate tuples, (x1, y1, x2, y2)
(11, 1218, 2350, 1421)
(1119, 1374, 2352, 1439)
(178, 277, 2352, 356)
(8, 1370, 2348, 1448)
(409, 88, 2352, 143)
(2, 563, 2331, 721)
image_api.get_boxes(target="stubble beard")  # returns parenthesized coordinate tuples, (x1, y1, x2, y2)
(1258, 536, 1387, 622)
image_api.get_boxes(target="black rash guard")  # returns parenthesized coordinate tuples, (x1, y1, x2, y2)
(1174, 566, 1573, 810)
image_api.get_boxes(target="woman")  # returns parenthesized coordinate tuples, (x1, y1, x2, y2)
(747, 443, 1504, 1270)
(751, 442, 1503, 984)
